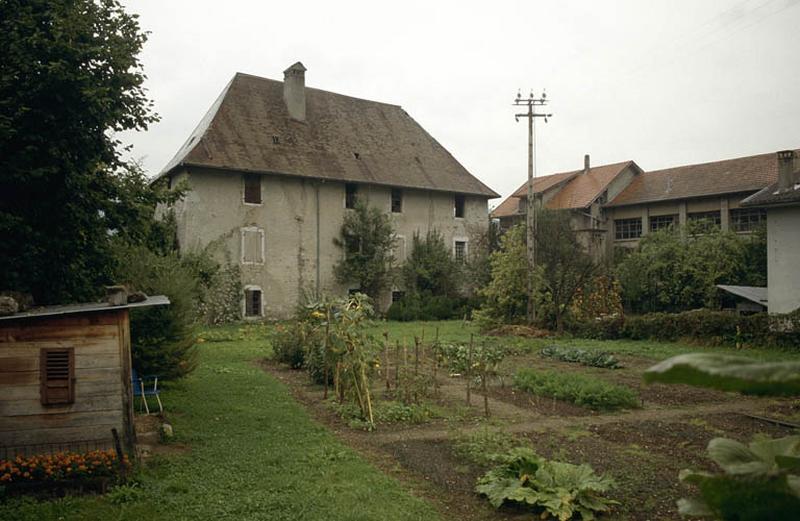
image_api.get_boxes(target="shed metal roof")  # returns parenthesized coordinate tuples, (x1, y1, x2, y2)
(716, 285, 768, 306)
(0, 296, 170, 322)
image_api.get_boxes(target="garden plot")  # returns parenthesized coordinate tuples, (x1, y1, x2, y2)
(264, 321, 799, 521)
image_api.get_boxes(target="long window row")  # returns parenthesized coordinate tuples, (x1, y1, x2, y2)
(243, 175, 466, 218)
(614, 209, 766, 240)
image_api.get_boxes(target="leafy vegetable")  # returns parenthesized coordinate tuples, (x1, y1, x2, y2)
(476, 447, 618, 520)
(677, 435, 800, 519)
(643, 353, 800, 395)
(540, 345, 622, 369)
(514, 368, 639, 410)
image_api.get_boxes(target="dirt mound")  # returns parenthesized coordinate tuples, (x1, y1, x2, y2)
(485, 325, 551, 338)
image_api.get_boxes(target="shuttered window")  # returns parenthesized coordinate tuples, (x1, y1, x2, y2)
(244, 288, 262, 317)
(40, 348, 75, 405)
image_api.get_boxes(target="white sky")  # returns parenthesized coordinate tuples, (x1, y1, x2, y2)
(121, 0, 800, 203)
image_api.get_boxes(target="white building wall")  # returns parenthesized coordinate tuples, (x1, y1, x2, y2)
(767, 207, 800, 314)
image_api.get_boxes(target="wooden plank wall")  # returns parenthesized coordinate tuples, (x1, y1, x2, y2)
(0, 311, 125, 455)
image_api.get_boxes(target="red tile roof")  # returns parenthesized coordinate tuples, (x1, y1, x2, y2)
(492, 171, 579, 217)
(607, 151, 795, 207)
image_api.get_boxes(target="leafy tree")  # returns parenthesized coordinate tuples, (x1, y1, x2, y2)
(474, 224, 531, 329)
(463, 220, 500, 296)
(0, 0, 157, 304)
(402, 230, 459, 297)
(333, 201, 396, 302)
(534, 209, 597, 332)
(615, 221, 767, 313)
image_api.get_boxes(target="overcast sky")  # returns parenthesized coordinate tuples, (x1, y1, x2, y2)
(121, 0, 800, 203)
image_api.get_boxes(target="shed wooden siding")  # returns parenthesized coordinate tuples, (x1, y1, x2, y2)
(0, 310, 130, 455)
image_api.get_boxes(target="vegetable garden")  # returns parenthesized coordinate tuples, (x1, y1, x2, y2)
(265, 310, 800, 520)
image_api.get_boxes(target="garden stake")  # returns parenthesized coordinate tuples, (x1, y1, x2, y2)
(413, 336, 421, 403)
(482, 367, 490, 418)
(466, 333, 474, 406)
(395, 340, 401, 390)
(323, 308, 331, 399)
(383, 331, 390, 390)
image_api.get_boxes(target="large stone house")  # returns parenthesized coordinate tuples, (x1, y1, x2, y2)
(493, 150, 791, 261)
(156, 62, 498, 319)
(741, 151, 800, 313)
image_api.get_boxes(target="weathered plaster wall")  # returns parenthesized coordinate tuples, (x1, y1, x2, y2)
(767, 207, 800, 313)
(172, 168, 489, 318)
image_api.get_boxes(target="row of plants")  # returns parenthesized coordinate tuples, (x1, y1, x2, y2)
(513, 369, 639, 410)
(568, 308, 800, 348)
(0, 449, 129, 484)
(539, 345, 622, 369)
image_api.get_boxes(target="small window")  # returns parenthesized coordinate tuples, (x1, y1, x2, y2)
(614, 218, 642, 240)
(40, 348, 74, 405)
(454, 195, 465, 218)
(649, 214, 676, 232)
(244, 288, 262, 317)
(241, 227, 265, 264)
(688, 211, 721, 228)
(345, 183, 358, 209)
(391, 188, 403, 213)
(392, 290, 405, 303)
(730, 208, 766, 232)
(243, 174, 261, 204)
(454, 240, 467, 263)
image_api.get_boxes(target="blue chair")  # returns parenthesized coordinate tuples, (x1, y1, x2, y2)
(132, 368, 163, 415)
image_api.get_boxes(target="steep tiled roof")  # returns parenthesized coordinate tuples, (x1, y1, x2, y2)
(491, 171, 579, 217)
(607, 151, 793, 207)
(158, 73, 499, 198)
(547, 161, 635, 209)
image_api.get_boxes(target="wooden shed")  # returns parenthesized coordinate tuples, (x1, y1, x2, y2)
(0, 296, 169, 458)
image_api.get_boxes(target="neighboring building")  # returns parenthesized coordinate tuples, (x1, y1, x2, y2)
(493, 149, 792, 261)
(741, 150, 800, 314)
(0, 296, 169, 458)
(156, 62, 498, 318)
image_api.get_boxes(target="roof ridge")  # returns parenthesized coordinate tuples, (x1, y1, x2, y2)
(646, 148, 800, 174)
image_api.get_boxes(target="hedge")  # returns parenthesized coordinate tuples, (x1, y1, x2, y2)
(567, 309, 800, 349)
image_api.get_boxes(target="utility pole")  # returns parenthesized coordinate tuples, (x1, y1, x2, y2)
(513, 90, 551, 325)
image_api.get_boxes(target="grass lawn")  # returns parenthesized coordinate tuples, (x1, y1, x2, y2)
(0, 325, 442, 521)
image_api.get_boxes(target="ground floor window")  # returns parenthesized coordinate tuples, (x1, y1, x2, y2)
(454, 240, 467, 263)
(614, 218, 642, 240)
(688, 211, 721, 228)
(244, 287, 262, 317)
(730, 208, 766, 232)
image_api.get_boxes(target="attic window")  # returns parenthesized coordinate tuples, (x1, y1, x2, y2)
(353, 152, 360, 160)
(454, 195, 465, 218)
(40, 348, 75, 405)
(345, 183, 358, 209)
(272, 136, 280, 144)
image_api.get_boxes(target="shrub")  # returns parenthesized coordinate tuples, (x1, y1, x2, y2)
(476, 447, 618, 520)
(540, 345, 622, 369)
(114, 244, 198, 380)
(386, 292, 476, 321)
(271, 323, 306, 369)
(402, 230, 461, 297)
(513, 368, 639, 410)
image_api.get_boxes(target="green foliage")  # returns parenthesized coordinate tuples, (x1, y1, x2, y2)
(615, 223, 767, 313)
(386, 292, 476, 321)
(333, 202, 396, 302)
(0, 0, 160, 304)
(534, 209, 598, 332)
(476, 447, 618, 521)
(644, 353, 800, 396)
(106, 483, 145, 505)
(453, 427, 519, 466)
(113, 244, 198, 380)
(476, 225, 531, 329)
(271, 322, 306, 369)
(540, 345, 622, 369)
(374, 401, 434, 424)
(183, 246, 243, 325)
(677, 436, 800, 519)
(402, 230, 460, 296)
(514, 368, 639, 410)
(438, 342, 506, 375)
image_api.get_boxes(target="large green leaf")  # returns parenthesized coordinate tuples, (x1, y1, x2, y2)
(643, 353, 800, 395)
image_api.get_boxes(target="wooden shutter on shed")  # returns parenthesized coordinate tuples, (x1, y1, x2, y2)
(40, 348, 75, 405)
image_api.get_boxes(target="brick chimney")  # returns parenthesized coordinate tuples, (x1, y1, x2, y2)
(283, 61, 307, 121)
(777, 150, 797, 191)
(584, 154, 590, 175)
